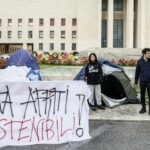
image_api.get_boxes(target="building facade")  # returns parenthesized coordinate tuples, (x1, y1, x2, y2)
(0, 0, 148, 54)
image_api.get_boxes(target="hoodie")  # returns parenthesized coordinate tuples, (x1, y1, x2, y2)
(85, 53, 103, 85)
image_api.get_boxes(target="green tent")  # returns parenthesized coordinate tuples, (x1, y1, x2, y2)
(74, 59, 139, 108)
(101, 71, 139, 107)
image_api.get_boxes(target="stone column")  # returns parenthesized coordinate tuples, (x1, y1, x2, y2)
(97, 0, 102, 47)
(137, 0, 145, 48)
(126, 0, 134, 48)
(107, 0, 114, 48)
(23, 43, 27, 50)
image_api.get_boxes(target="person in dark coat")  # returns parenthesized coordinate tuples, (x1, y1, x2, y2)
(134, 48, 150, 114)
(84, 53, 105, 111)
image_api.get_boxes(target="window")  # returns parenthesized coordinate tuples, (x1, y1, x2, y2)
(28, 18, 33, 26)
(18, 19, 22, 26)
(0, 19, 2, 26)
(101, 20, 107, 48)
(50, 43, 54, 50)
(8, 31, 12, 38)
(61, 31, 65, 38)
(39, 31, 43, 38)
(28, 31, 33, 38)
(39, 18, 44, 26)
(0, 31, 1, 38)
(113, 20, 123, 48)
(114, 0, 123, 11)
(102, 0, 107, 11)
(8, 19, 12, 27)
(61, 43, 65, 51)
(72, 43, 76, 51)
(50, 31, 54, 38)
(18, 31, 22, 38)
(61, 18, 66, 26)
(50, 18, 55, 26)
(72, 18, 77, 26)
(72, 31, 77, 38)
(39, 43, 43, 50)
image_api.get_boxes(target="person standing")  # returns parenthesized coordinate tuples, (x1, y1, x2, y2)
(134, 48, 150, 114)
(84, 53, 105, 111)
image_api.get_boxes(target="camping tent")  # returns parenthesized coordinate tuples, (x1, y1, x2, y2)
(74, 59, 139, 108)
(5, 49, 42, 81)
(6, 49, 39, 70)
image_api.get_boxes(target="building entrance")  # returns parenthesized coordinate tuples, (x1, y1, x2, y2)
(0, 44, 23, 55)
(0, 43, 34, 55)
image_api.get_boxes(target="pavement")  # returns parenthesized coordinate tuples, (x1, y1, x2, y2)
(90, 104, 150, 121)
(1, 121, 150, 150)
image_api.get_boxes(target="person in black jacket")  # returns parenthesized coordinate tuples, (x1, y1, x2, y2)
(84, 53, 105, 111)
(134, 48, 150, 114)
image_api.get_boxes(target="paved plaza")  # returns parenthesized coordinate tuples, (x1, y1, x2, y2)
(1, 120, 150, 150)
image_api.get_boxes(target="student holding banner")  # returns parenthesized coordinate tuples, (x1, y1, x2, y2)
(84, 53, 105, 111)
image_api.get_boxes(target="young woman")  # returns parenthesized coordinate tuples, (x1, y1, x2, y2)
(85, 53, 105, 111)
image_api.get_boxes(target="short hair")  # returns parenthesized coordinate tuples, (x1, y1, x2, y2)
(142, 48, 150, 54)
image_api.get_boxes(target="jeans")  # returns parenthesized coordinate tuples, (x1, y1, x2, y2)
(140, 81, 150, 110)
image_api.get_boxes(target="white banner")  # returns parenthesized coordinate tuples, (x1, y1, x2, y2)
(0, 81, 91, 147)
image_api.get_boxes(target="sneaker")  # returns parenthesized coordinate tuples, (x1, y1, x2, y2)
(90, 105, 97, 111)
(87, 100, 96, 111)
(139, 108, 146, 114)
(97, 105, 105, 110)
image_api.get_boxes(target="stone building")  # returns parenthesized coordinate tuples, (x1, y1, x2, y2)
(0, 0, 148, 54)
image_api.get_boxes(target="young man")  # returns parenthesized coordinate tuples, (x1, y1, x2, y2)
(85, 53, 105, 111)
(134, 48, 150, 114)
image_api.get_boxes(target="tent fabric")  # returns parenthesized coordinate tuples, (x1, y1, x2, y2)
(5, 49, 42, 81)
(0, 66, 30, 81)
(6, 49, 39, 70)
(99, 59, 123, 70)
(26, 69, 42, 81)
(101, 94, 126, 108)
(110, 72, 137, 102)
(101, 74, 126, 99)
(102, 64, 122, 75)
(74, 59, 139, 108)
(0, 66, 41, 81)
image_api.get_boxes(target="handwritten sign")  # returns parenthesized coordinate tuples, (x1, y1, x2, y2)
(0, 81, 91, 146)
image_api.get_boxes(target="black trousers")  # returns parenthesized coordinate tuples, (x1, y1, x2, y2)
(140, 81, 150, 110)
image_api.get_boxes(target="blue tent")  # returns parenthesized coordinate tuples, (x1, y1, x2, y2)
(6, 49, 42, 81)
(6, 49, 39, 70)
(74, 59, 123, 80)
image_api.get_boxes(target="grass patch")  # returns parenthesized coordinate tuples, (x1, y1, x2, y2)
(39, 64, 56, 69)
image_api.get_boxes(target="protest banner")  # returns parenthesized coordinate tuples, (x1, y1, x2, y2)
(0, 81, 91, 147)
